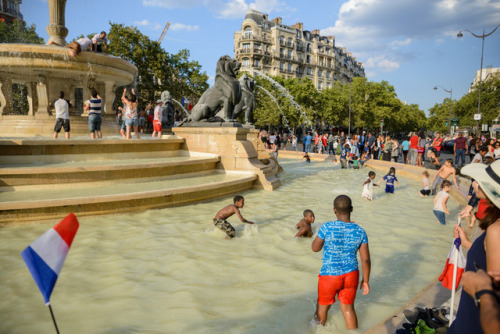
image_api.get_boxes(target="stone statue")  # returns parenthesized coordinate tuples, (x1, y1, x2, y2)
(232, 74, 256, 125)
(180, 55, 241, 124)
(161, 90, 175, 127)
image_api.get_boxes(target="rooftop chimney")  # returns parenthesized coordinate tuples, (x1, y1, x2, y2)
(272, 17, 282, 24)
(292, 22, 303, 31)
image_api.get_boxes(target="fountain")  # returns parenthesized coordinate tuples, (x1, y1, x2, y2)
(256, 84, 291, 130)
(247, 69, 312, 127)
(0, 0, 138, 137)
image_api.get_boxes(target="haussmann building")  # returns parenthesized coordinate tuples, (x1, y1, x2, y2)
(234, 9, 365, 90)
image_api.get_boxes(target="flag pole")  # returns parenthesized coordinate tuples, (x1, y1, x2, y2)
(449, 217, 461, 327)
(47, 303, 60, 334)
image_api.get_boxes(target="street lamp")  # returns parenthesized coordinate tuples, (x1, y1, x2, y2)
(348, 80, 352, 137)
(434, 86, 453, 134)
(457, 24, 500, 135)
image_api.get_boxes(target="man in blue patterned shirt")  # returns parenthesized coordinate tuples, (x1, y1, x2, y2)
(312, 195, 371, 329)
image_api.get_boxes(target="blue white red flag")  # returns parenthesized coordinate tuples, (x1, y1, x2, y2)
(438, 235, 466, 290)
(21, 213, 79, 304)
(182, 97, 193, 111)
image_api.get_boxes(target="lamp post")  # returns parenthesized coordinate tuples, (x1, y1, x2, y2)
(457, 24, 500, 135)
(434, 86, 453, 134)
(348, 80, 352, 138)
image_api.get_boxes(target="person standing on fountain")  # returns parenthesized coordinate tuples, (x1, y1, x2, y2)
(213, 195, 254, 239)
(53, 91, 71, 139)
(92, 31, 107, 53)
(152, 99, 163, 138)
(312, 195, 371, 329)
(121, 88, 140, 139)
(84, 89, 103, 140)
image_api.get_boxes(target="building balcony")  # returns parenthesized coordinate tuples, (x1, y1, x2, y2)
(279, 68, 287, 73)
(296, 45, 305, 52)
(279, 40, 286, 46)
(286, 42, 294, 48)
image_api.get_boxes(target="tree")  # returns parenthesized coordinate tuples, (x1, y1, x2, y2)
(107, 22, 208, 110)
(0, 20, 44, 44)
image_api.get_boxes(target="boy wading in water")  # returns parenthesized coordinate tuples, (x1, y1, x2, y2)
(295, 209, 315, 237)
(312, 195, 371, 329)
(431, 158, 459, 195)
(213, 195, 254, 239)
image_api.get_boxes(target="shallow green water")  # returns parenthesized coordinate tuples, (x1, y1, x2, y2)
(0, 160, 458, 333)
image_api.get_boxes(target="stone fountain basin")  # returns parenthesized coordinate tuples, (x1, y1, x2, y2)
(0, 44, 136, 85)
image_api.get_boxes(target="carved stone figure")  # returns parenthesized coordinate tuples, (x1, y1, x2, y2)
(232, 74, 256, 124)
(161, 90, 175, 127)
(181, 55, 241, 124)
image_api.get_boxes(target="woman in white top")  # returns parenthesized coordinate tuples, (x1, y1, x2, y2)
(121, 88, 140, 139)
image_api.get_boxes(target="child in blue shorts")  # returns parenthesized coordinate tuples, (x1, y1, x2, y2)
(377, 167, 399, 193)
(312, 195, 371, 329)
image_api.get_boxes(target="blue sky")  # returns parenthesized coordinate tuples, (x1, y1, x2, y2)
(22, 0, 500, 115)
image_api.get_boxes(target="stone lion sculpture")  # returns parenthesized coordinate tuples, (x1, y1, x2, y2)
(160, 90, 175, 127)
(180, 55, 242, 124)
(232, 74, 256, 124)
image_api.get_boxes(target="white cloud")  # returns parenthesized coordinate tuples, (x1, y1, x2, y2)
(134, 19, 151, 26)
(319, 0, 500, 77)
(170, 23, 200, 31)
(390, 38, 412, 48)
(142, 0, 204, 9)
(143, 0, 294, 20)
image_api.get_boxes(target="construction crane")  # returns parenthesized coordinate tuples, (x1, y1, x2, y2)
(158, 22, 171, 44)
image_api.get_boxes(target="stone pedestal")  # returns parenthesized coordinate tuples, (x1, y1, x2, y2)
(46, 0, 68, 46)
(173, 126, 280, 190)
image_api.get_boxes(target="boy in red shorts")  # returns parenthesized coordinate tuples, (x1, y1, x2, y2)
(312, 195, 371, 329)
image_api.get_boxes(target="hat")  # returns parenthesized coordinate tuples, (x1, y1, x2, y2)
(461, 160, 500, 208)
(156, 99, 162, 103)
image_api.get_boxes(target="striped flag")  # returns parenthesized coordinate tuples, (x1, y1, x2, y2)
(21, 213, 79, 304)
(438, 235, 466, 290)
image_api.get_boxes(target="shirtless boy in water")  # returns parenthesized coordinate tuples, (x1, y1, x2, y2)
(295, 209, 315, 237)
(214, 195, 254, 238)
(430, 158, 459, 195)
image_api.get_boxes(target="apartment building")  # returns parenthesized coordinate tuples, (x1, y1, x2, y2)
(0, 0, 23, 24)
(234, 9, 365, 90)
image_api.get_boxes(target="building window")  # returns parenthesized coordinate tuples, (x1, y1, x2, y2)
(326, 71, 331, 79)
(287, 49, 292, 59)
(279, 35, 285, 45)
(280, 62, 284, 71)
(306, 43, 312, 52)
(327, 82, 331, 89)
(254, 59, 260, 67)
(243, 58, 250, 67)
(243, 26, 253, 39)
(318, 70, 323, 77)
(288, 63, 292, 72)
(242, 43, 250, 52)
(306, 55, 311, 64)
(318, 81, 323, 90)
(307, 67, 312, 75)
(287, 38, 293, 47)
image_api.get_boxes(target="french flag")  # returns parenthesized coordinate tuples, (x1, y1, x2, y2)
(438, 235, 466, 290)
(181, 97, 193, 111)
(21, 213, 79, 304)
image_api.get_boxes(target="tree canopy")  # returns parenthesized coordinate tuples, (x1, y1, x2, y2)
(0, 20, 44, 44)
(107, 22, 209, 109)
(249, 73, 427, 134)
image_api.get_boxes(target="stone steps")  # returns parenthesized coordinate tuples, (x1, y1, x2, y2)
(0, 137, 258, 224)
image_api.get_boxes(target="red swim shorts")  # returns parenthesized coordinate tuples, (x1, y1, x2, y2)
(153, 120, 162, 132)
(317, 270, 359, 305)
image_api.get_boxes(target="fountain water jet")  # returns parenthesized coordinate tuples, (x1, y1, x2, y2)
(255, 85, 290, 130)
(247, 69, 312, 127)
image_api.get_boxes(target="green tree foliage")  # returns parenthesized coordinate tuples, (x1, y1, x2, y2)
(249, 73, 427, 134)
(0, 20, 44, 44)
(429, 77, 500, 133)
(107, 22, 208, 109)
